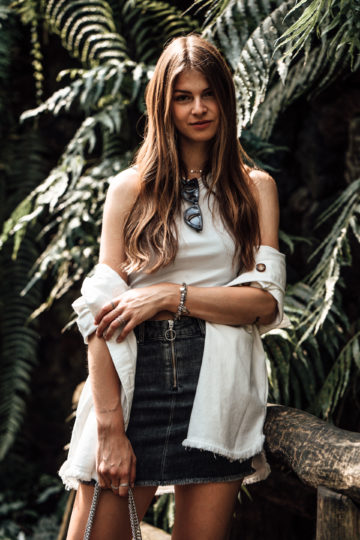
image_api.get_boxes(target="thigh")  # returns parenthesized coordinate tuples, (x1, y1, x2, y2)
(172, 480, 243, 540)
(66, 483, 157, 540)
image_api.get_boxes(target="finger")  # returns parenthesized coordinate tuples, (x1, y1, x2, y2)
(96, 310, 123, 338)
(97, 468, 110, 490)
(94, 300, 118, 326)
(130, 455, 137, 488)
(118, 476, 130, 498)
(104, 315, 127, 341)
(110, 480, 121, 494)
(116, 321, 135, 343)
(97, 457, 114, 490)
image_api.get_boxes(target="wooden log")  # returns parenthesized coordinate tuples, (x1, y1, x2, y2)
(263, 404, 360, 504)
(316, 485, 360, 540)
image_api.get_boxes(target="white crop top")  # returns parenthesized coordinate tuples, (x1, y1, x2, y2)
(128, 178, 237, 288)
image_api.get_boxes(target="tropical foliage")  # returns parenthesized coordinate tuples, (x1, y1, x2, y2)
(1, 0, 359, 498)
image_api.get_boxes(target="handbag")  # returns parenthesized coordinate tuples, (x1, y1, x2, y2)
(83, 482, 142, 540)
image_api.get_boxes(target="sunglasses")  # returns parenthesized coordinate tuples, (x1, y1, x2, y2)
(181, 177, 203, 232)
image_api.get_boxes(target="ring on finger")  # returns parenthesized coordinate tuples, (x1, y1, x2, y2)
(111, 301, 116, 310)
(119, 483, 129, 487)
(116, 316, 126, 326)
(111, 484, 119, 489)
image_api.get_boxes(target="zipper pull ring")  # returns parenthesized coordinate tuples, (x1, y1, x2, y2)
(165, 319, 176, 341)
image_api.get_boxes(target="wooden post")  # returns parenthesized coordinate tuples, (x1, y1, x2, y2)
(316, 485, 360, 540)
(57, 490, 76, 540)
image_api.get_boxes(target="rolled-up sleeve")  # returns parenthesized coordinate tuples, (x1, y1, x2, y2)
(71, 263, 130, 344)
(72, 296, 97, 345)
(226, 245, 289, 335)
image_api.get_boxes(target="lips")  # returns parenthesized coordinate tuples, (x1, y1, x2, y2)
(190, 120, 211, 126)
(189, 120, 213, 131)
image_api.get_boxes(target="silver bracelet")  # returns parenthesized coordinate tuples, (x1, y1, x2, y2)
(174, 283, 189, 320)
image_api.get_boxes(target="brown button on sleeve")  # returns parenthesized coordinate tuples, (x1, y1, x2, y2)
(256, 263, 266, 272)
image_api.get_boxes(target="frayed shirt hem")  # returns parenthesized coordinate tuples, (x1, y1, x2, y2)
(181, 435, 265, 462)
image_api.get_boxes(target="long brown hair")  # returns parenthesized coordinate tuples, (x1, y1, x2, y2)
(122, 34, 260, 275)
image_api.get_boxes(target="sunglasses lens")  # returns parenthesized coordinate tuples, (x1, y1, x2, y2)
(184, 205, 203, 231)
(181, 180, 199, 204)
(181, 177, 203, 231)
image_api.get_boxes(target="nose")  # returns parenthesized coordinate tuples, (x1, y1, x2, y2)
(192, 96, 207, 115)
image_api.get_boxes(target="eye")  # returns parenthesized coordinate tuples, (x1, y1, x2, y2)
(203, 90, 214, 98)
(173, 94, 191, 102)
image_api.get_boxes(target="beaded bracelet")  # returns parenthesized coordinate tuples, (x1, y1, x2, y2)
(174, 282, 189, 320)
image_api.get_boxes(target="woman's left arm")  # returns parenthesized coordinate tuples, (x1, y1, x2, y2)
(168, 170, 280, 326)
(95, 171, 280, 342)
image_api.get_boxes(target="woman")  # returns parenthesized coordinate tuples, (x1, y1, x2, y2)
(62, 34, 285, 539)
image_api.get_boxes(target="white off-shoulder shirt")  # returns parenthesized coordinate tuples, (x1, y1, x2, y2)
(59, 178, 289, 492)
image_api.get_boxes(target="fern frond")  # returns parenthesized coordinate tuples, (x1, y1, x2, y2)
(205, 0, 359, 138)
(17, 152, 131, 317)
(250, 30, 360, 140)
(298, 179, 360, 342)
(264, 278, 350, 411)
(232, 0, 299, 133)
(0, 237, 41, 459)
(264, 329, 292, 405)
(42, 0, 128, 66)
(0, 1, 20, 142)
(309, 330, 360, 419)
(202, 0, 284, 70)
(275, 0, 360, 69)
(1, 101, 126, 252)
(186, 0, 232, 27)
(122, 0, 199, 64)
(279, 230, 312, 254)
(10, 0, 45, 101)
(20, 60, 148, 120)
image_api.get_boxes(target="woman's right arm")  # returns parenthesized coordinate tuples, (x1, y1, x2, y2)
(88, 333, 136, 496)
(88, 168, 140, 496)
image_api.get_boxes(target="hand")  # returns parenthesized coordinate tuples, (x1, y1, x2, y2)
(94, 283, 177, 343)
(96, 430, 136, 497)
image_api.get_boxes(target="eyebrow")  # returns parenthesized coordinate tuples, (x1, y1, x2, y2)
(173, 87, 211, 94)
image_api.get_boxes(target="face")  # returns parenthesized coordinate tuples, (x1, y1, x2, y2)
(171, 69, 220, 145)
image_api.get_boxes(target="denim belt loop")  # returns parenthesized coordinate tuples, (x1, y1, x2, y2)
(136, 322, 145, 343)
(197, 318, 206, 336)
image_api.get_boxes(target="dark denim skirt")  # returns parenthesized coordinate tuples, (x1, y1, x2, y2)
(124, 316, 256, 486)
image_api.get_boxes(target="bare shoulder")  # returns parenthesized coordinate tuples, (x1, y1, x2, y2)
(247, 168, 279, 248)
(99, 167, 141, 273)
(106, 166, 141, 207)
(247, 168, 278, 203)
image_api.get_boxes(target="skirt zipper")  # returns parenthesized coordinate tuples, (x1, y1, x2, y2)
(166, 319, 178, 390)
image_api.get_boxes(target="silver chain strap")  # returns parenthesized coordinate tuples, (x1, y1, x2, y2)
(83, 482, 142, 540)
(128, 485, 142, 540)
(83, 482, 101, 540)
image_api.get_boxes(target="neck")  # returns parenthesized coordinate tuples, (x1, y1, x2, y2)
(179, 138, 209, 176)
